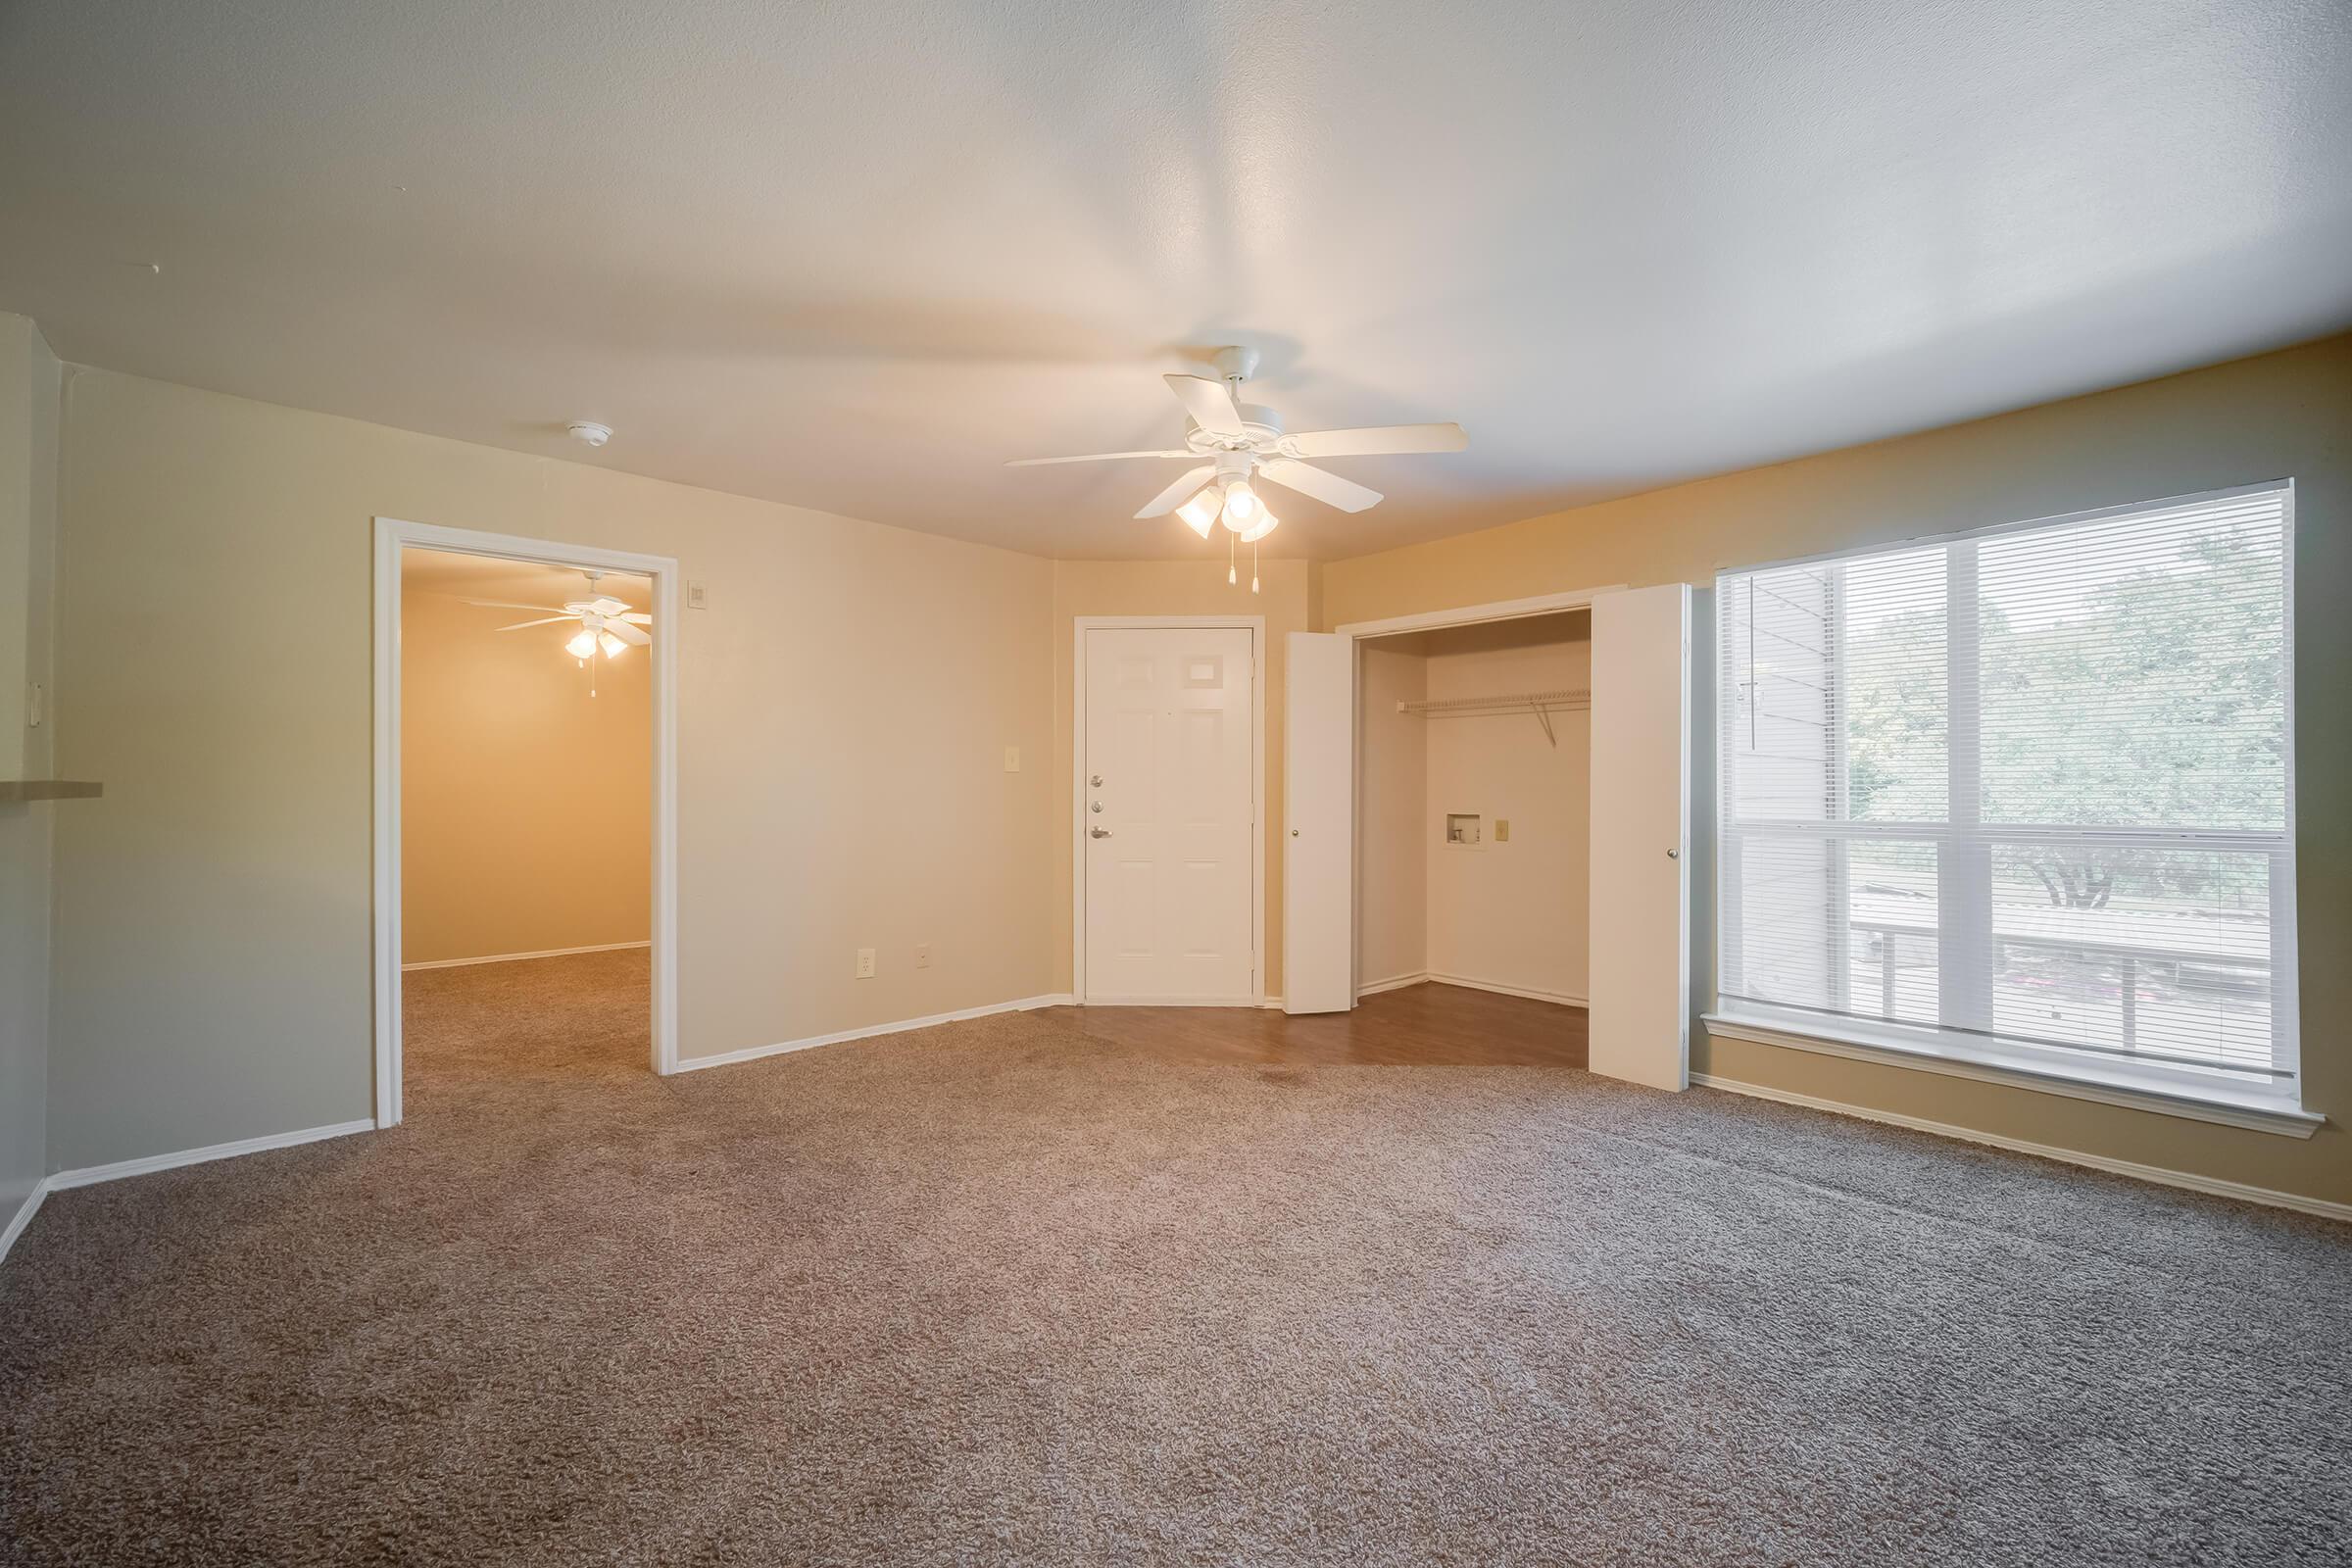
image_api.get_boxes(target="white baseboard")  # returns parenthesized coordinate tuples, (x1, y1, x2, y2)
(403, 940, 649, 971)
(1690, 1073, 2352, 1225)
(1072, 994, 1270, 1007)
(1356, 970, 1428, 998)
(673, 993, 1070, 1075)
(0, 1181, 48, 1268)
(1363, 971, 1588, 1007)
(44, 1119, 378, 1192)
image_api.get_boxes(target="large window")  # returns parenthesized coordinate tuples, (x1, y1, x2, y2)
(1715, 483, 2298, 1116)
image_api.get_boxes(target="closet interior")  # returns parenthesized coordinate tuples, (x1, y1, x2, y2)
(1356, 610, 1592, 1013)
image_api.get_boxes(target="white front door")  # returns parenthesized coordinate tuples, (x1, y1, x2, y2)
(1084, 626, 1256, 1003)
(1283, 631, 1356, 1014)
(1588, 583, 1692, 1090)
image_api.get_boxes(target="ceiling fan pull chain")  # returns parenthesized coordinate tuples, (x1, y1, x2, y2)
(1228, 529, 1237, 586)
(1250, 537, 1260, 595)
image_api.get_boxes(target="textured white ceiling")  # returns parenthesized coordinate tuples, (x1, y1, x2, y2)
(5, 1, 2347, 561)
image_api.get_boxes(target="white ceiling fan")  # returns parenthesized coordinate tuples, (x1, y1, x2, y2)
(465, 569, 653, 660)
(1005, 346, 1468, 566)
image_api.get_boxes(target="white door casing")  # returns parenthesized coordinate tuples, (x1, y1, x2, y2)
(1588, 582, 1692, 1091)
(373, 515, 680, 1125)
(1284, 631, 1356, 1014)
(1083, 626, 1256, 1003)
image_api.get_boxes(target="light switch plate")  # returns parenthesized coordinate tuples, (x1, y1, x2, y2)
(855, 948, 876, 979)
(914, 944, 932, 969)
(687, 581, 710, 610)
(1004, 746, 1020, 772)
(1494, 818, 1510, 842)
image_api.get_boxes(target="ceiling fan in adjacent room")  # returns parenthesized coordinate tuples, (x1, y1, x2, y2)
(464, 570, 653, 660)
(1005, 346, 1468, 588)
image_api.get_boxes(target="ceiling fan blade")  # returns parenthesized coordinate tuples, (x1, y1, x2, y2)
(1163, 374, 1246, 439)
(1134, 464, 1217, 520)
(1257, 458, 1383, 514)
(496, 615, 575, 631)
(1005, 449, 1191, 467)
(1284, 422, 1468, 459)
(618, 612, 654, 624)
(605, 618, 651, 646)
(464, 598, 569, 612)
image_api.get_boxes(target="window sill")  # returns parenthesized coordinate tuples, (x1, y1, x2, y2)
(1700, 1011, 2323, 1140)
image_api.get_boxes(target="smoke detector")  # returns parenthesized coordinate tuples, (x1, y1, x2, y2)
(567, 421, 613, 448)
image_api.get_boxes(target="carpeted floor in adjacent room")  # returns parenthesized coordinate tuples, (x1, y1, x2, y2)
(3, 949, 2349, 1565)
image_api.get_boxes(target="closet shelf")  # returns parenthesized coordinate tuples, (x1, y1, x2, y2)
(1396, 688, 1588, 746)
(0, 780, 103, 803)
(1396, 687, 1589, 716)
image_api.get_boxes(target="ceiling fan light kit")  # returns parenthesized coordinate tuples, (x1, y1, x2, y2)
(1006, 344, 1467, 592)
(1175, 488, 1219, 538)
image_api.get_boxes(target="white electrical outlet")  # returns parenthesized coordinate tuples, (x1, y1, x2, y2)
(855, 948, 876, 979)
(914, 944, 932, 969)
(1004, 746, 1020, 772)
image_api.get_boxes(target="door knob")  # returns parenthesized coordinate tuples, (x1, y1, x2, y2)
(1090, 774, 1103, 787)
(1666, 848, 1679, 858)
(1291, 828, 1300, 837)
(1091, 826, 1112, 839)
(1091, 801, 1103, 812)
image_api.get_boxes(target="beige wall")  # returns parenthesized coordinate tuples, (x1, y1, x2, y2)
(1356, 642, 1426, 987)
(50, 368, 1056, 1169)
(1324, 332, 2352, 1206)
(1050, 559, 1312, 998)
(1423, 623, 1590, 1003)
(0, 315, 61, 1222)
(399, 578, 652, 965)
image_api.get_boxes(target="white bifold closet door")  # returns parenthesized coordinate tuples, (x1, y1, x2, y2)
(1587, 583, 1692, 1090)
(1283, 631, 1355, 1013)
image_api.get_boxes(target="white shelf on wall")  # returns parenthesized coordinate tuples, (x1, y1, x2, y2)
(1396, 687, 1588, 745)
(0, 780, 102, 803)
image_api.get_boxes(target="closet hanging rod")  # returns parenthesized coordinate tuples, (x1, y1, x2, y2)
(1395, 687, 1588, 747)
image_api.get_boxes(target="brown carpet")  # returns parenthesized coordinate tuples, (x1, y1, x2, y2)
(3, 950, 2348, 1566)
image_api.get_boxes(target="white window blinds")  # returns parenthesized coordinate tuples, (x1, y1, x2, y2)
(1717, 483, 2297, 1105)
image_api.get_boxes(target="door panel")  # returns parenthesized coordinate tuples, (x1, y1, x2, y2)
(1084, 627, 1255, 1001)
(1284, 631, 1356, 1014)
(1588, 584, 1692, 1090)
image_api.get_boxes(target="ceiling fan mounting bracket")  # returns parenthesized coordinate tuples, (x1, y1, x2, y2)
(1208, 344, 1260, 385)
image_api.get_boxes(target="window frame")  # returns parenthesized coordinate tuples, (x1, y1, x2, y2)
(1709, 481, 2305, 1129)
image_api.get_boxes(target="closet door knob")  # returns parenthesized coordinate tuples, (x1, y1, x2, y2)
(1666, 848, 1679, 859)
